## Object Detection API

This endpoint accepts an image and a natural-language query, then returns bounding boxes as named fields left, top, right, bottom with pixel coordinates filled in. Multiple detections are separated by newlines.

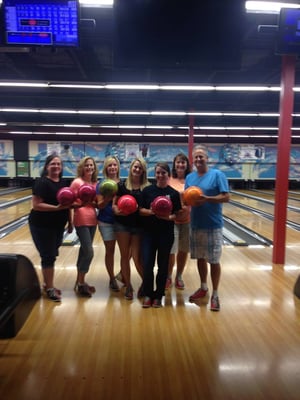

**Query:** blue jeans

left=141, top=230, right=174, bottom=299
left=29, top=223, right=65, bottom=268
left=75, top=226, right=96, bottom=273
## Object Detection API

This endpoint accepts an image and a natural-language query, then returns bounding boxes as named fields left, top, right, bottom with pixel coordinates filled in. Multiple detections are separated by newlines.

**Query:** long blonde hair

left=102, top=156, right=120, bottom=179
left=125, top=157, right=150, bottom=191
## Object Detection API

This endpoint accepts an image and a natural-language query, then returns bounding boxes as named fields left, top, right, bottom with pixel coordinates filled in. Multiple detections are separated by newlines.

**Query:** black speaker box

left=0, top=254, right=41, bottom=338
left=294, top=274, right=300, bottom=299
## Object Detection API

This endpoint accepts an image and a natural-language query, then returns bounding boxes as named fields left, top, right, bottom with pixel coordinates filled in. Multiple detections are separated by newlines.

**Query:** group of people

left=28, top=144, right=230, bottom=311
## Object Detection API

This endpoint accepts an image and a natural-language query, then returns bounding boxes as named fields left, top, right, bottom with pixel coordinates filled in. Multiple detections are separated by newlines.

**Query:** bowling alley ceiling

left=0, top=1, right=300, bottom=143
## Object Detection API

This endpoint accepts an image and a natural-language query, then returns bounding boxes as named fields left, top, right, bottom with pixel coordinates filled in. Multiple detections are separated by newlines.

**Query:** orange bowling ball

left=56, top=187, right=76, bottom=206
left=117, top=194, right=138, bottom=215
left=78, top=184, right=96, bottom=203
left=151, top=196, right=173, bottom=217
left=182, top=186, right=203, bottom=206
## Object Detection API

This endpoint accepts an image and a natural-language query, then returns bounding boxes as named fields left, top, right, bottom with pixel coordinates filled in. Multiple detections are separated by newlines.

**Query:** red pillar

left=188, top=114, right=194, bottom=165
left=272, top=55, right=296, bottom=264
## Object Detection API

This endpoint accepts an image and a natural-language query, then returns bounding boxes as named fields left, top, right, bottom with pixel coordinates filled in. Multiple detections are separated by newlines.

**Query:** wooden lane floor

left=226, top=191, right=300, bottom=245
left=230, top=191, right=300, bottom=223
left=0, top=188, right=32, bottom=203
left=237, top=188, right=300, bottom=209
left=2, top=187, right=300, bottom=246
left=0, top=225, right=300, bottom=400
left=0, top=189, right=32, bottom=227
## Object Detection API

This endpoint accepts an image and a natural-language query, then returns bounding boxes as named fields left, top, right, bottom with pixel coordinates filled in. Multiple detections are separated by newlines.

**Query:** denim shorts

left=114, top=221, right=142, bottom=235
left=98, top=222, right=115, bottom=242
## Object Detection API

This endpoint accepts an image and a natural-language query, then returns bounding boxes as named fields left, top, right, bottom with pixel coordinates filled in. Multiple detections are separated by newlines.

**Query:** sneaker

left=189, top=288, right=209, bottom=302
left=76, top=283, right=94, bottom=297
left=125, top=285, right=134, bottom=300
left=142, top=296, right=152, bottom=308
left=115, top=271, right=125, bottom=285
left=175, top=276, right=185, bottom=290
left=152, top=298, right=162, bottom=308
left=43, top=284, right=61, bottom=295
left=46, top=287, right=61, bottom=302
left=165, top=277, right=172, bottom=290
left=210, top=296, right=220, bottom=311
left=74, top=282, right=96, bottom=294
left=109, top=279, right=120, bottom=292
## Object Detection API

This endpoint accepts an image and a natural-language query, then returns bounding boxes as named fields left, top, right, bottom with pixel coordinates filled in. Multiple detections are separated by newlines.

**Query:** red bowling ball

left=56, top=187, right=76, bottom=206
left=117, top=194, right=138, bottom=215
left=78, top=184, right=96, bottom=203
left=151, top=196, right=173, bottom=217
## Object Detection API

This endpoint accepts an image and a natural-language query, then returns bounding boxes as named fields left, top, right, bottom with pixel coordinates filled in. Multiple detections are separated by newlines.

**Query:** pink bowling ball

left=78, top=184, right=96, bottom=203
left=151, top=196, right=173, bottom=217
left=57, top=187, right=76, bottom=206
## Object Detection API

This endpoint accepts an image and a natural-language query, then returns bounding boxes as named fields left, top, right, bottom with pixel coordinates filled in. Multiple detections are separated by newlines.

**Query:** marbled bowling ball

left=78, top=184, right=96, bottom=203
left=182, top=186, right=203, bottom=206
left=151, top=196, right=173, bottom=217
left=57, top=187, right=76, bottom=206
left=97, top=179, right=118, bottom=197
left=117, top=194, right=138, bottom=215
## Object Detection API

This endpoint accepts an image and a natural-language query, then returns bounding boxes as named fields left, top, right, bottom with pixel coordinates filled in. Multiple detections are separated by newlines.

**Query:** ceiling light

left=50, top=83, right=105, bottom=89
left=63, top=124, right=92, bottom=128
left=9, top=131, right=32, bottom=134
left=143, top=134, right=164, bottom=137
left=259, top=113, right=279, bottom=117
left=223, top=113, right=258, bottom=117
left=160, top=85, right=215, bottom=91
left=77, top=132, right=100, bottom=136
left=0, top=80, right=295, bottom=92
left=2, top=108, right=39, bottom=112
left=0, top=82, right=48, bottom=88
left=145, top=126, right=173, bottom=129
left=150, top=111, right=186, bottom=116
left=99, top=133, right=121, bottom=136
left=215, top=85, right=280, bottom=91
left=245, top=1, right=300, bottom=14
left=118, top=125, right=145, bottom=129
left=78, top=110, right=114, bottom=114
left=105, top=84, right=160, bottom=90
left=189, top=112, right=223, bottom=116
left=79, top=0, right=113, bottom=7
left=120, top=133, right=143, bottom=136
left=115, top=111, right=150, bottom=115
left=39, top=109, right=77, bottom=114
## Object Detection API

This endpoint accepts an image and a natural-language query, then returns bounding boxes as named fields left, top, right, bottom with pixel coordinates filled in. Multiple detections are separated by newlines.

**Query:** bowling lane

left=0, top=188, right=32, bottom=203
left=0, top=189, right=32, bottom=226
left=230, top=190, right=300, bottom=225
left=223, top=202, right=273, bottom=241
left=245, top=189, right=300, bottom=209
left=223, top=202, right=300, bottom=245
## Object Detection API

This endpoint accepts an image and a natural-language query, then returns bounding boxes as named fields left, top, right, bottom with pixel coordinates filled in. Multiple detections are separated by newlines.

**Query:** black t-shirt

left=140, top=184, right=181, bottom=233
left=115, top=181, right=143, bottom=228
left=28, top=177, right=69, bottom=229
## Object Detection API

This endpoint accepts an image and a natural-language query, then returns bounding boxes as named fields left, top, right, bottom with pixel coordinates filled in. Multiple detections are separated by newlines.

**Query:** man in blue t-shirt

left=185, top=145, right=230, bottom=311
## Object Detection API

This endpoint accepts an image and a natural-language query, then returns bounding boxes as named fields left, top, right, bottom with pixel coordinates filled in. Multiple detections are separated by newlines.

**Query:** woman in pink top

left=166, top=153, right=191, bottom=290
left=70, top=157, right=98, bottom=297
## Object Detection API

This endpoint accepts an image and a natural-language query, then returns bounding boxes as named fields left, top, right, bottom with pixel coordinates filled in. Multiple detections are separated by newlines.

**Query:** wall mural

left=0, top=140, right=15, bottom=177
left=0, top=139, right=294, bottom=181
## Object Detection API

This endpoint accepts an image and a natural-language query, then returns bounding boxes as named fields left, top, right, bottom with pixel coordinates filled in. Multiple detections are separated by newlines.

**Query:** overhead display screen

left=2, top=0, right=80, bottom=47
left=276, top=8, right=300, bottom=55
